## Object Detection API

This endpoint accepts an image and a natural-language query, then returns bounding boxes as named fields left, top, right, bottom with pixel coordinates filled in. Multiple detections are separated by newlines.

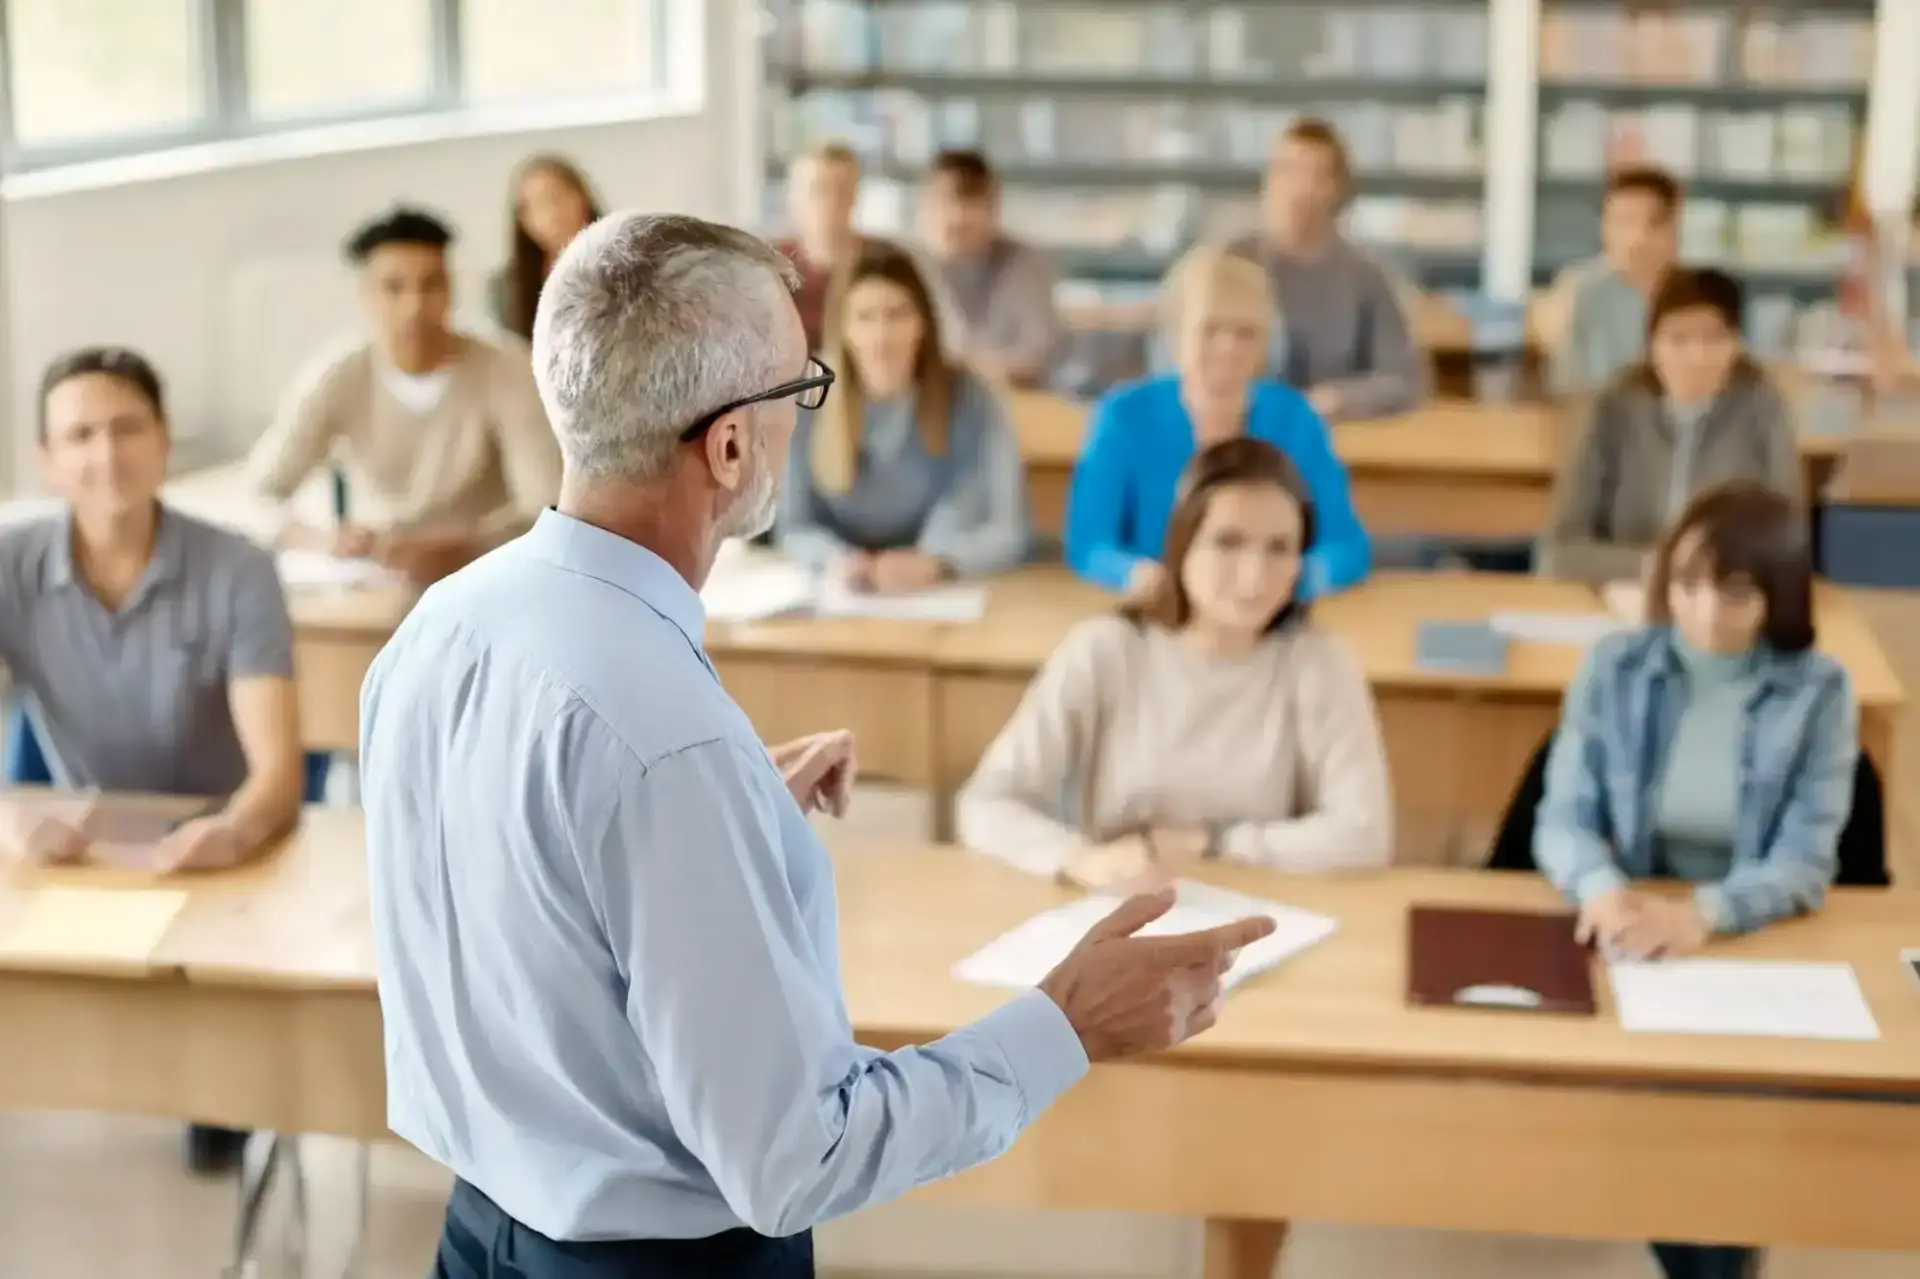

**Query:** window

left=462, top=0, right=658, bottom=102
left=5, top=0, right=206, bottom=146
left=244, top=0, right=436, bottom=119
left=0, top=0, right=677, bottom=171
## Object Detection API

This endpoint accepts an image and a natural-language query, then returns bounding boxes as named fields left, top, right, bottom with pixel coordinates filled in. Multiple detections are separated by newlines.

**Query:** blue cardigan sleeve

left=1062, top=392, right=1144, bottom=592
left=1260, top=390, right=1370, bottom=599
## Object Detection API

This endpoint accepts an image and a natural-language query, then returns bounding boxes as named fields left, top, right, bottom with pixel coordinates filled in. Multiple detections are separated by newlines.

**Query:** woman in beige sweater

left=957, top=436, right=1393, bottom=890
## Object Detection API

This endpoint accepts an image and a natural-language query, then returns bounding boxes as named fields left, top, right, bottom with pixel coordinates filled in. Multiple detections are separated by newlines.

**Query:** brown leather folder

left=1406, top=904, right=1598, bottom=1016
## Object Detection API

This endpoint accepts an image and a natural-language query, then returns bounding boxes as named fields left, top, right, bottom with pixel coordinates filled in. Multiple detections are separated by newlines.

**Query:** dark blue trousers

left=1652, top=1241, right=1761, bottom=1279
left=434, top=1181, right=814, bottom=1279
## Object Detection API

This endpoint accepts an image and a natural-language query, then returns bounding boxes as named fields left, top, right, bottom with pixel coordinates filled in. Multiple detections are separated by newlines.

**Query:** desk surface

left=921, top=568, right=1903, bottom=709
left=5, top=812, right=1917, bottom=1100
left=1011, top=396, right=1849, bottom=474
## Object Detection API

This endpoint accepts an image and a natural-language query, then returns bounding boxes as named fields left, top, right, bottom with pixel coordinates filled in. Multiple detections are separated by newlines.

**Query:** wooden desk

left=1011, top=397, right=1848, bottom=542
left=5, top=821, right=1918, bottom=1259
left=292, top=567, right=1904, bottom=856
left=922, top=570, right=1902, bottom=855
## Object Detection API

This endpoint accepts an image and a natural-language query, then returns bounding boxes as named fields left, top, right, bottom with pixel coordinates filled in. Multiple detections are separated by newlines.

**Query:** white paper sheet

left=955, top=879, right=1337, bottom=992
left=816, top=578, right=989, bottom=623
left=700, top=560, right=816, bottom=623
left=1488, top=610, right=1628, bottom=647
left=276, top=550, right=406, bottom=591
left=1608, top=958, right=1881, bottom=1041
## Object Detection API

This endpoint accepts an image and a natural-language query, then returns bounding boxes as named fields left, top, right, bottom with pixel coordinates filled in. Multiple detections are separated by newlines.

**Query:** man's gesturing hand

left=1037, top=887, right=1276, bottom=1062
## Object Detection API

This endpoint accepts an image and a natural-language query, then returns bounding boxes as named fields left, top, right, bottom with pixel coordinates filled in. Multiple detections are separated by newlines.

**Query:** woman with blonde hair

left=1065, top=242, right=1370, bottom=600
left=778, top=241, right=1030, bottom=591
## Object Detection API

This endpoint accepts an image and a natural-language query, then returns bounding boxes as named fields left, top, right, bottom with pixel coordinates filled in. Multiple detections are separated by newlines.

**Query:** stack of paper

left=816, top=578, right=989, bottom=622
left=1488, top=611, right=1628, bottom=647
left=276, top=550, right=406, bottom=591
left=1608, top=958, right=1880, bottom=1041
left=701, top=560, right=816, bottom=624
left=955, top=879, right=1337, bottom=992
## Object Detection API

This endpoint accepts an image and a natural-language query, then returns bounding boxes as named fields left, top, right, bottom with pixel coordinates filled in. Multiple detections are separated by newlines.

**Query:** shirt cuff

left=1571, top=864, right=1630, bottom=906
left=972, top=988, right=1089, bottom=1126
left=1691, top=883, right=1734, bottom=934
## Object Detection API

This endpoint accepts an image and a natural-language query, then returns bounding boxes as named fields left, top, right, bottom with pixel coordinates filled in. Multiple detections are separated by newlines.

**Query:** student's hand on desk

left=774, top=730, right=857, bottom=818
left=1602, top=579, right=1646, bottom=623
left=1038, top=886, right=1277, bottom=1061
left=152, top=815, right=248, bottom=873
left=1574, top=888, right=1643, bottom=949
left=0, top=802, right=88, bottom=866
left=833, top=552, right=877, bottom=593
left=1146, top=827, right=1211, bottom=865
left=1608, top=896, right=1710, bottom=960
left=1060, top=835, right=1164, bottom=891
left=869, top=550, right=946, bottom=594
left=1305, top=387, right=1344, bottom=420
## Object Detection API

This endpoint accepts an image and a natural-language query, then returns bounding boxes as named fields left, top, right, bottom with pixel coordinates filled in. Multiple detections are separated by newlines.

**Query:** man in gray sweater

left=1230, top=118, right=1424, bottom=423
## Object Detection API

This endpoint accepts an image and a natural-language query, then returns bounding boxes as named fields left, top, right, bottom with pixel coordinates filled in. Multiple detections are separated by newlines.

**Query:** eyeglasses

left=677, top=357, right=836, bottom=443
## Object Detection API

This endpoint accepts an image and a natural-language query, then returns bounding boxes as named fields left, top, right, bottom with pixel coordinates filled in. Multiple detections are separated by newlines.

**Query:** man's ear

left=703, top=410, right=749, bottom=492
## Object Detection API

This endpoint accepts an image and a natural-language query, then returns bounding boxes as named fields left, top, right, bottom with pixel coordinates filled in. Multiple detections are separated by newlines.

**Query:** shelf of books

left=760, top=0, right=1494, bottom=302
left=1536, top=0, right=1873, bottom=358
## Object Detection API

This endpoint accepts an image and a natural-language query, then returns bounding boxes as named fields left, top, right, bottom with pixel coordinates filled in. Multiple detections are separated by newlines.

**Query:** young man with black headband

left=246, top=206, right=561, bottom=584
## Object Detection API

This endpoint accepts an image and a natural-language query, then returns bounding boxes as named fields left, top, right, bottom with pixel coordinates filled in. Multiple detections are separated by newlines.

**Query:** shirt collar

left=520, top=508, right=708, bottom=646
left=46, top=501, right=186, bottom=598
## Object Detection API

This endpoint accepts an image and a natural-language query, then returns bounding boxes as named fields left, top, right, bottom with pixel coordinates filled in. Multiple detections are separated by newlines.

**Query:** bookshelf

left=760, top=0, right=1496, bottom=300
left=1535, top=0, right=1876, bottom=357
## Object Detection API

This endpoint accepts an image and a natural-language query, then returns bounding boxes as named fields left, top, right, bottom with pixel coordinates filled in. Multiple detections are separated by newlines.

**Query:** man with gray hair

left=359, top=212, right=1273, bottom=1279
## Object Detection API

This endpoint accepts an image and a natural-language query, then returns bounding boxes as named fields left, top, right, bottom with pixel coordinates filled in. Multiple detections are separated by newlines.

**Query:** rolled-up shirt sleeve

left=589, top=735, right=1088, bottom=1239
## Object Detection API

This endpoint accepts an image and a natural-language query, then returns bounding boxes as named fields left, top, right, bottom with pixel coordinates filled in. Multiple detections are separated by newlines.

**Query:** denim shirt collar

left=1640, top=626, right=1802, bottom=698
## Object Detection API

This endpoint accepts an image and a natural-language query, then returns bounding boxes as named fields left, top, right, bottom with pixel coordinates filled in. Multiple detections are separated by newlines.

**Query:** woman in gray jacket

left=1539, top=267, right=1799, bottom=585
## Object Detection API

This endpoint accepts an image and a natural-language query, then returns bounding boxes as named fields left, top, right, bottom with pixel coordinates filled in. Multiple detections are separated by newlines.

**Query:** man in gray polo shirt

left=0, top=346, right=306, bottom=1173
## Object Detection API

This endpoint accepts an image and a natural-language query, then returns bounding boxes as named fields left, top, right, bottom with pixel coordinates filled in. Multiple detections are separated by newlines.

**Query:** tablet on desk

left=79, top=797, right=216, bottom=846
left=1414, top=620, right=1510, bottom=675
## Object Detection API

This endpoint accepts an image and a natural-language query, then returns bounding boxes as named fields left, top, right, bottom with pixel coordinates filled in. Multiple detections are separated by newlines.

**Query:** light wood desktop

left=2, top=816, right=1916, bottom=1261
left=1009, top=395, right=1848, bottom=542
left=257, top=566, right=1903, bottom=855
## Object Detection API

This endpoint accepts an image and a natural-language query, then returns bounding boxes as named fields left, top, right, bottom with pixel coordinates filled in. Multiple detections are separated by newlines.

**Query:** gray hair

left=532, top=212, right=800, bottom=482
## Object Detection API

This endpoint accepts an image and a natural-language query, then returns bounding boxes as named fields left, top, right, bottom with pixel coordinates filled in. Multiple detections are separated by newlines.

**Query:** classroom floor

left=4, top=588, right=1917, bottom=1279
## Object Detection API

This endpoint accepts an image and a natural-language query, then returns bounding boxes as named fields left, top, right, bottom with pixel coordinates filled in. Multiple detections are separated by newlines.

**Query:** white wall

left=0, top=1, right=753, bottom=493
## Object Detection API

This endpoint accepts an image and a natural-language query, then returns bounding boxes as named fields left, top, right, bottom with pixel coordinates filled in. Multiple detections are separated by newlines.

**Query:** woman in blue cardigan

left=1536, top=480, right=1856, bottom=1279
left=1063, top=243, right=1370, bottom=599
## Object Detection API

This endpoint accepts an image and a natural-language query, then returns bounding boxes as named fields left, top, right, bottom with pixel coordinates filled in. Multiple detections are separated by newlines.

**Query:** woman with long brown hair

left=488, top=154, right=603, bottom=341
left=777, top=241, right=1029, bottom=592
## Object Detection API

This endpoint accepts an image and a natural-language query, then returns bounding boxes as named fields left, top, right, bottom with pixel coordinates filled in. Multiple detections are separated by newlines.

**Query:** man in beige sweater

left=246, top=207, right=561, bottom=584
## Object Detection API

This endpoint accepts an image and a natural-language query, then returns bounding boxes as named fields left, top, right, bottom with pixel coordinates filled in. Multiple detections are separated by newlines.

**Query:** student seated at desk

left=487, top=153, right=602, bottom=342
left=1226, top=117, right=1423, bottom=421
left=1549, top=164, right=1681, bottom=396
left=1536, top=482, right=1851, bottom=1279
left=773, top=140, right=962, bottom=356
left=918, top=149, right=1065, bottom=388
left=246, top=207, right=562, bottom=586
left=1539, top=268, right=1797, bottom=586
left=778, top=242, right=1029, bottom=588
left=960, top=437, right=1391, bottom=889
left=0, top=347, right=305, bottom=1175
left=1064, top=243, right=1369, bottom=600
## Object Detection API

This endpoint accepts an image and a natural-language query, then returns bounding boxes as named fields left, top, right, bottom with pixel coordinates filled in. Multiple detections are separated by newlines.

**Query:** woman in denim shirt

left=1535, top=479, right=1856, bottom=1279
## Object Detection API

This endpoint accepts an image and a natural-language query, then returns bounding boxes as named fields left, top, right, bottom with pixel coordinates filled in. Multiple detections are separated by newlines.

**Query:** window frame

left=0, top=0, right=672, bottom=173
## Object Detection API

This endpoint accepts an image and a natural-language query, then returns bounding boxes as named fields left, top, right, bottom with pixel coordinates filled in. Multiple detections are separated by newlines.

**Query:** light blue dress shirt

left=360, top=510, right=1089, bottom=1243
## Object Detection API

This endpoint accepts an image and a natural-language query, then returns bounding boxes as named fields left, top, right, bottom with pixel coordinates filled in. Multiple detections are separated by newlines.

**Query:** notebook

left=1414, top=620, right=1510, bottom=674
left=1406, top=904, right=1598, bottom=1015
